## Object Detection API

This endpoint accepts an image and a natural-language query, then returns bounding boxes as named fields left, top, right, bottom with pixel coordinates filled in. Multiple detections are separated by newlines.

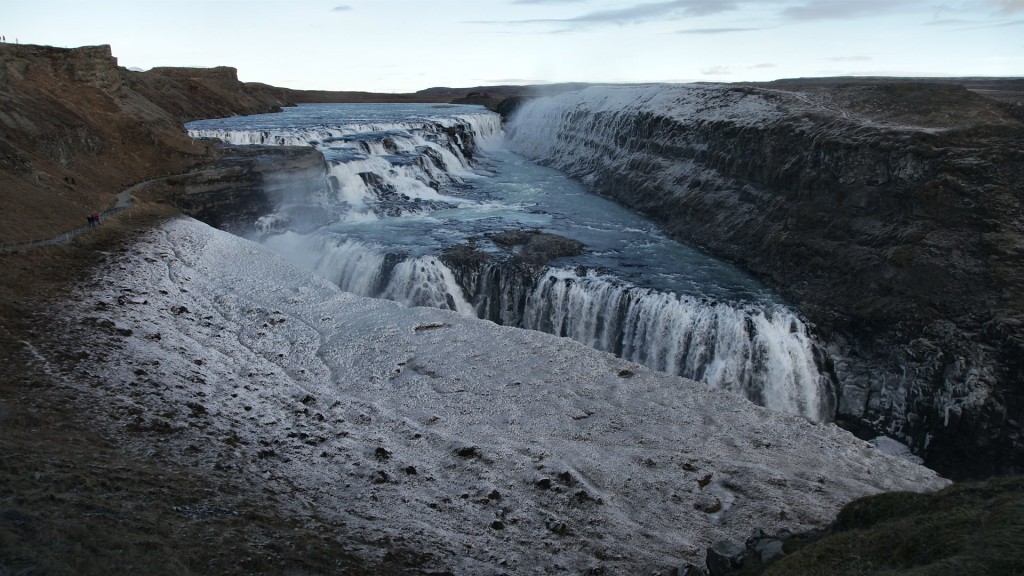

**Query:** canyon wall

left=506, top=82, right=1024, bottom=479
left=0, top=43, right=294, bottom=244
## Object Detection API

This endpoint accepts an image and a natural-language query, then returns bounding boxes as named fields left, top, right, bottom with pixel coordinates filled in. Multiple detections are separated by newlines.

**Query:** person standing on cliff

left=93, top=212, right=101, bottom=226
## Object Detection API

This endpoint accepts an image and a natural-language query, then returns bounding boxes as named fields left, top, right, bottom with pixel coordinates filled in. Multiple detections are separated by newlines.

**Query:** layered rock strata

left=154, top=145, right=331, bottom=235
left=0, top=43, right=292, bottom=243
left=506, top=82, right=1024, bottom=479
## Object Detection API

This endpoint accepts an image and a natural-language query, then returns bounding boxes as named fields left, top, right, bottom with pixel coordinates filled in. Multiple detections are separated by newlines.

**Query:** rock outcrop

left=146, top=145, right=331, bottom=236
left=506, top=81, right=1024, bottom=479
left=0, top=43, right=293, bottom=244
left=440, top=230, right=586, bottom=325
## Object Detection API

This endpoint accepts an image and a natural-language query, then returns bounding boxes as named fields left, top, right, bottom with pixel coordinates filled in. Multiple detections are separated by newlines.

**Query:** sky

left=3, top=0, right=1023, bottom=92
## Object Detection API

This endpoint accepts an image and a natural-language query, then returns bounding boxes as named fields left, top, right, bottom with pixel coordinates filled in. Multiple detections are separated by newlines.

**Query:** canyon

left=505, top=82, right=1024, bottom=480
left=1, top=43, right=1022, bottom=574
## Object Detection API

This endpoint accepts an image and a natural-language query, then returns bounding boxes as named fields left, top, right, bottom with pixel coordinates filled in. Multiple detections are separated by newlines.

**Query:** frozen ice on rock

left=59, top=217, right=948, bottom=574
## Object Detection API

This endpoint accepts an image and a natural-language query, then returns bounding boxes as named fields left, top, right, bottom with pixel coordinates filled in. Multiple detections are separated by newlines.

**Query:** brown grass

left=757, top=477, right=1024, bottom=576
left=0, top=203, right=426, bottom=575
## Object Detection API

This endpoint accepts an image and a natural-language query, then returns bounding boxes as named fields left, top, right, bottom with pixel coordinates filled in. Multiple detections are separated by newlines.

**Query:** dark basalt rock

left=495, top=96, right=528, bottom=121
left=163, top=144, right=331, bottom=236
left=705, top=540, right=745, bottom=576
left=486, top=229, right=585, bottom=266
left=439, top=229, right=586, bottom=327
left=514, top=80, right=1024, bottom=479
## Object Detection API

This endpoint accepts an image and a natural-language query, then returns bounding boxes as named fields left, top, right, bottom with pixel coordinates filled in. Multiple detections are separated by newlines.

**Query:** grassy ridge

left=745, top=476, right=1024, bottom=575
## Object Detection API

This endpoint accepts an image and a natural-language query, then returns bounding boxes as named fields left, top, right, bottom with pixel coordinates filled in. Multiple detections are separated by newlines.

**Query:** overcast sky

left=4, top=0, right=1022, bottom=92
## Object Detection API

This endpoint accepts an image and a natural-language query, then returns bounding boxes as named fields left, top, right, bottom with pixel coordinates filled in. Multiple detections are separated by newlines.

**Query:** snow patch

left=58, top=218, right=949, bottom=574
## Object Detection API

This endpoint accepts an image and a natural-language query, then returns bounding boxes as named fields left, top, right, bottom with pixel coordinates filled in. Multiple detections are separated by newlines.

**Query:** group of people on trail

left=87, top=212, right=101, bottom=228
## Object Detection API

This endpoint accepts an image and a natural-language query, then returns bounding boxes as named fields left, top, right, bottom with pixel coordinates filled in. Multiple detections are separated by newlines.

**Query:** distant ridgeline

left=505, top=82, right=1024, bottom=480
left=147, top=66, right=243, bottom=80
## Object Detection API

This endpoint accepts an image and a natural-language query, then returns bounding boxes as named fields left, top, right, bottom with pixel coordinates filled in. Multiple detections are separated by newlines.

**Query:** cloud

left=826, top=55, right=873, bottom=61
left=675, top=26, right=764, bottom=34
left=493, top=0, right=740, bottom=28
left=701, top=65, right=731, bottom=75
left=330, top=5, right=352, bottom=12
left=935, top=17, right=1024, bottom=29
left=750, top=63, right=777, bottom=68
left=925, top=18, right=977, bottom=25
left=970, top=17, right=1024, bottom=27
left=485, top=0, right=965, bottom=31
left=567, top=0, right=738, bottom=24
left=988, top=0, right=1024, bottom=14
left=781, top=0, right=906, bottom=21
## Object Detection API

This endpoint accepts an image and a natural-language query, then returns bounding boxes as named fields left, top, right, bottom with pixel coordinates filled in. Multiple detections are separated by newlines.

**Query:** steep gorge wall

left=0, top=43, right=294, bottom=243
left=506, top=83, right=1024, bottom=479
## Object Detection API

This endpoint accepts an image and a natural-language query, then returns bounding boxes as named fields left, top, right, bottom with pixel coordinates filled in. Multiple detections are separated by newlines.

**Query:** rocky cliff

left=0, top=43, right=293, bottom=244
left=144, top=145, right=330, bottom=236
left=506, top=81, right=1024, bottom=479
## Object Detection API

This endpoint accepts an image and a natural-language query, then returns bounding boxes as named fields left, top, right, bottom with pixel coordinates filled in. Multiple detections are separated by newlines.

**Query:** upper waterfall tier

left=188, top=104, right=503, bottom=223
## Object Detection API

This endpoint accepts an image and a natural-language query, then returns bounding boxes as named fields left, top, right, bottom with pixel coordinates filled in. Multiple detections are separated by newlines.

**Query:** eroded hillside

left=0, top=44, right=292, bottom=244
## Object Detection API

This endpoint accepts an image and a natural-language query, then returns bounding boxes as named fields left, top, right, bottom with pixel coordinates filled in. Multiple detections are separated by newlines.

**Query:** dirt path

left=1, top=181, right=143, bottom=253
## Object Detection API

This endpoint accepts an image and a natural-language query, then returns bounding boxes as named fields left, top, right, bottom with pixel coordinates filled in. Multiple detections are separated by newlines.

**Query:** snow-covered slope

left=59, top=218, right=947, bottom=574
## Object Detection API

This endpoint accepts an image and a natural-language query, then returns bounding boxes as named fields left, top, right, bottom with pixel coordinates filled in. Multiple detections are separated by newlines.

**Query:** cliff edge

left=0, top=43, right=293, bottom=244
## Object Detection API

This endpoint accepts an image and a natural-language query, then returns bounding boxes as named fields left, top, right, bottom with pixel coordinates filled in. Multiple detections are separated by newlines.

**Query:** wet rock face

left=164, top=145, right=331, bottom=236
left=507, top=82, right=1024, bottom=479
left=440, top=230, right=585, bottom=326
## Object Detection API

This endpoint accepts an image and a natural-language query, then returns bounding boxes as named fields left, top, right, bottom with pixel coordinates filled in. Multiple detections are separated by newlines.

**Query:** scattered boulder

left=705, top=540, right=745, bottom=576
left=702, top=529, right=795, bottom=575
left=455, top=445, right=482, bottom=459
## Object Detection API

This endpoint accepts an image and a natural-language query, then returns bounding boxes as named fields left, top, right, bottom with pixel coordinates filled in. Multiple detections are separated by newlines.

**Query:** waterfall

left=189, top=103, right=834, bottom=422
left=502, top=84, right=786, bottom=191
left=382, top=258, right=475, bottom=314
left=263, top=232, right=473, bottom=314
left=189, top=108, right=503, bottom=221
left=466, top=265, right=831, bottom=421
left=265, top=232, right=831, bottom=421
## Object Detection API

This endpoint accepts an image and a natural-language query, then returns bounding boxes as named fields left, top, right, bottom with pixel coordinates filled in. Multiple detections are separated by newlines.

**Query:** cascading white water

left=263, top=232, right=473, bottom=315
left=382, top=257, right=475, bottom=314
left=187, top=103, right=834, bottom=422
left=189, top=107, right=503, bottom=221
left=263, top=232, right=386, bottom=296
left=502, top=84, right=786, bottom=197
left=260, top=230, right=831, bottom=420
left=520, top=268, right=828, bottom=421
